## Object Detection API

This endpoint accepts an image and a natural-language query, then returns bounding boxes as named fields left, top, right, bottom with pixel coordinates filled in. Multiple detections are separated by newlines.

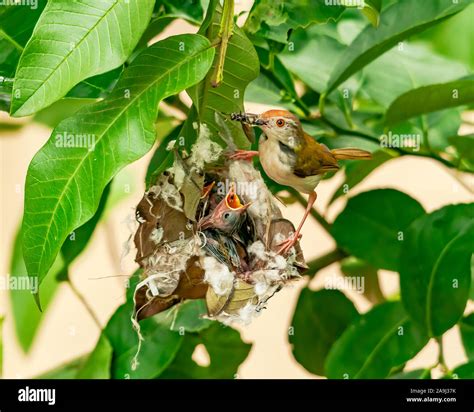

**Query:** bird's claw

left=226, top=149, right=258, bottom=162
left=276, top=233, right=301, bottom=255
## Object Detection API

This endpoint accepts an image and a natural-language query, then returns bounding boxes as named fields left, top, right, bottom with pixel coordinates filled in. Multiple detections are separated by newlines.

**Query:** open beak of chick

left=198, top=185, right=251, bottom=233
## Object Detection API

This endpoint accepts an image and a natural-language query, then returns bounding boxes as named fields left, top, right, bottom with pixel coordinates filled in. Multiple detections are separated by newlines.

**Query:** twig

left=436, top=336, right=449, bottom=374
left=210, top=0, right=234, bottom=88
left=306, top=248, right=348, bottom=279
left=68, top=279, right=102, bottom=330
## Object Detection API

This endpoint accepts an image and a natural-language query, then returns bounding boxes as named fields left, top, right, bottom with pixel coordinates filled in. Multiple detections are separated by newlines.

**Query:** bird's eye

left=276, top=118, right=285, bottom=127
left=223, top=212, right=231, bottom=220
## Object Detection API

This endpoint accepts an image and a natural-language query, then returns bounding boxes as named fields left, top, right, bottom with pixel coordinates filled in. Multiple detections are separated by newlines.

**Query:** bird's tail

left=331, top=148, right=372, bottom=160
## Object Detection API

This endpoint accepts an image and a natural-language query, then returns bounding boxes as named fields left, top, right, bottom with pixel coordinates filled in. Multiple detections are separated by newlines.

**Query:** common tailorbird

left=230, top=109, right=372, bottom=254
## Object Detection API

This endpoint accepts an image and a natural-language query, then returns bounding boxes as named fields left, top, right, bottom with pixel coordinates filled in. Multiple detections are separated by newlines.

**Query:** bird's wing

left=292, top=132, right=339, bottom=178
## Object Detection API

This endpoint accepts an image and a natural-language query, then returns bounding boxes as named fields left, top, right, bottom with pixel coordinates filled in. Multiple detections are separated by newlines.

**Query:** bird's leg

left=227, top=149, right=259, bottom=161
left=277, top=191, right=317, bottom=255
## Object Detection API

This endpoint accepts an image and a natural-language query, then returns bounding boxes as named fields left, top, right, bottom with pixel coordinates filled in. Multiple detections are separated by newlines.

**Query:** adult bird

left=230, top=109, right=372, bottom=254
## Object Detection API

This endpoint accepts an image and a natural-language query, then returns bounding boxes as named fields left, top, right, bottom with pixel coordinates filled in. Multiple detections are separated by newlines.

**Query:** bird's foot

left=276, top=233, right=302, bottom=255
left=226, top=149, right=259, bottom=162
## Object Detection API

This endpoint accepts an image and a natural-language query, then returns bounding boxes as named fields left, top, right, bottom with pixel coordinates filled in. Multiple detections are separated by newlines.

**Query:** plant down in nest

left=133, top=122, right=307, bottom=326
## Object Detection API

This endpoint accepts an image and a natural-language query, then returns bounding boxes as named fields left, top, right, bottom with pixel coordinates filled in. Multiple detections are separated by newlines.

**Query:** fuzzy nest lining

left=133, top=124, right=307, bottom=326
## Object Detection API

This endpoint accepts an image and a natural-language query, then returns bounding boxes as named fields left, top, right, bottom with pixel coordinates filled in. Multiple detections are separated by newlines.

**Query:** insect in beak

left=230, top=112, right=267, bottom=127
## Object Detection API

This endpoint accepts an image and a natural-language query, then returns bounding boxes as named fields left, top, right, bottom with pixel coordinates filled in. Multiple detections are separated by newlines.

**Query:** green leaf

left=9, top=229, right=63, bottom=353
left=11, top=0, right=156, bottom=116
left=245, top=73, right=298, bottom=112
left=161, top=0, right=204, bottom=24
left=185, top=5, right=259, bottom=149
left=57, top=182, right=111, bottom=281
left=449, top=135, right=474, bottom=163
left=389, top=368, right=431, bottom=379
left=386, top=77, right=474, bottom=125
left=245, top=0, right=345, bottom=43
left=359, top=0, right=382, bottom=28
left=160, top=323, right=252, bottom=378
left=105, top=300, right=183, bottom=379
left=460, top=313, right=474, bottom=360
left=325, top=301, right=429, bottom=379
left=0, top=0, right=47, bottom=111
left=75, top=334, right=113, bottom=379
left=451, top=361, right=474, bottom=379
left=329, top=150, right=395, bottom=204
left=22, top=34, right=215, bottom=288
left=37, top=357, right=86, bottom=379
left=279, top=26, right=345, bottom=93
left=400, top=203, right=474, bottom=337
left=290, top=288, right=359, bottom=376
left=363, top=44, right=468, bottom=110
left=33, top=98, right=98, bottom=129
left=332, top=189, right=425, bottom=271
left=324, top=0, right=471, bottom=95
left=66, top=66, right=124, bottom=99
left=170, top=300, right=213, bottom=333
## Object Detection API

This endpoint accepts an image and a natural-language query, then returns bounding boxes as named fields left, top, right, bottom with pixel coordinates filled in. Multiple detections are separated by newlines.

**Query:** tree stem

left=306, top=248, right=348, bottom=278
left=210, top=0, right=234, bottom=88
left=68, top=279, right=102, bottom=330
left=436, top=336, right=448, bottom=373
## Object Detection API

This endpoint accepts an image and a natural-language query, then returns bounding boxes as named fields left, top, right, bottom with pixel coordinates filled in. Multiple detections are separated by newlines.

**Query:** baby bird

left=230, top=109, right=372, bottom=254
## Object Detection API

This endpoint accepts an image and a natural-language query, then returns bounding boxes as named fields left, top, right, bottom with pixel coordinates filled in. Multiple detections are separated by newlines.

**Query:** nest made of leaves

left=132, top=124, right=307, bottom=325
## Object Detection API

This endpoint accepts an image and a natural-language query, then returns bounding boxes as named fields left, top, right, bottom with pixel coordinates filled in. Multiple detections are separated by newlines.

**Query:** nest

left=133, top=124, right=307, bottom=325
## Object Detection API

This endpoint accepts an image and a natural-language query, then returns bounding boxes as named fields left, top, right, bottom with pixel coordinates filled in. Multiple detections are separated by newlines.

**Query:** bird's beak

left=197, top=214, right=214, bottom=231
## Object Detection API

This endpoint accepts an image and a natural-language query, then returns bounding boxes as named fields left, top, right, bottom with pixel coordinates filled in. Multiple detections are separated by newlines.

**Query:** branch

left=306, top=248, right=348, bottom=278
left=68, top=279, right=102, bottom=330
left=210, top=0, right=234, bottom=88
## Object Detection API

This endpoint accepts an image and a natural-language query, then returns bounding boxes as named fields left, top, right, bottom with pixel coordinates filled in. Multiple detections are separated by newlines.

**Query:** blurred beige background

left=1, top=9, right=473, bottom=379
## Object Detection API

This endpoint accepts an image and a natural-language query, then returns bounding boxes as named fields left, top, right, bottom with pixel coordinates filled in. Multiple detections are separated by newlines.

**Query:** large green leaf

left=105, top=301, right=183, bottom=379
left=460, top=313, right=474, bottom=360
left=9, top=229, right=63, bottom=352
left=279, top=26, right=346, bottom=93
left=386, top=77, right=474, bottom=125
left=0, top=0, right=47, bottom=111
left=160, top=323, right=252, bottom=378
left=245, top=0, right=345, bottom=43
left=332, top=189, right=425, bottom=271
left=75, top=334, right=113, bottom=379
left=363, top=44, right=468, bottom=110
left=290, top=288, right=359, bottom=376
left=186, top=5, right=259, bottom=148
left=400, top=203, right=474, bottom=337
left=451, top=361, right=474, bottom=379
left=325, top=301, right=429, bottom=379
left=324, top=0, right=471, bottom=95
left=22, top=34, right=214, bottom=288
left=11, top=0, right=155, bottom=116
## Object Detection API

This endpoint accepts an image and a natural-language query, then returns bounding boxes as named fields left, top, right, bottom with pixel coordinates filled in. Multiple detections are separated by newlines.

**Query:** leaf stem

left=306, top=248, right=348, bottom=278
left=436, top=336, right=449, bottom=374
left=0, top=28, right=23, bottom=52
left=210, top=0, right=234, bottom=88
left=67, top=278, right=102, bottom=330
